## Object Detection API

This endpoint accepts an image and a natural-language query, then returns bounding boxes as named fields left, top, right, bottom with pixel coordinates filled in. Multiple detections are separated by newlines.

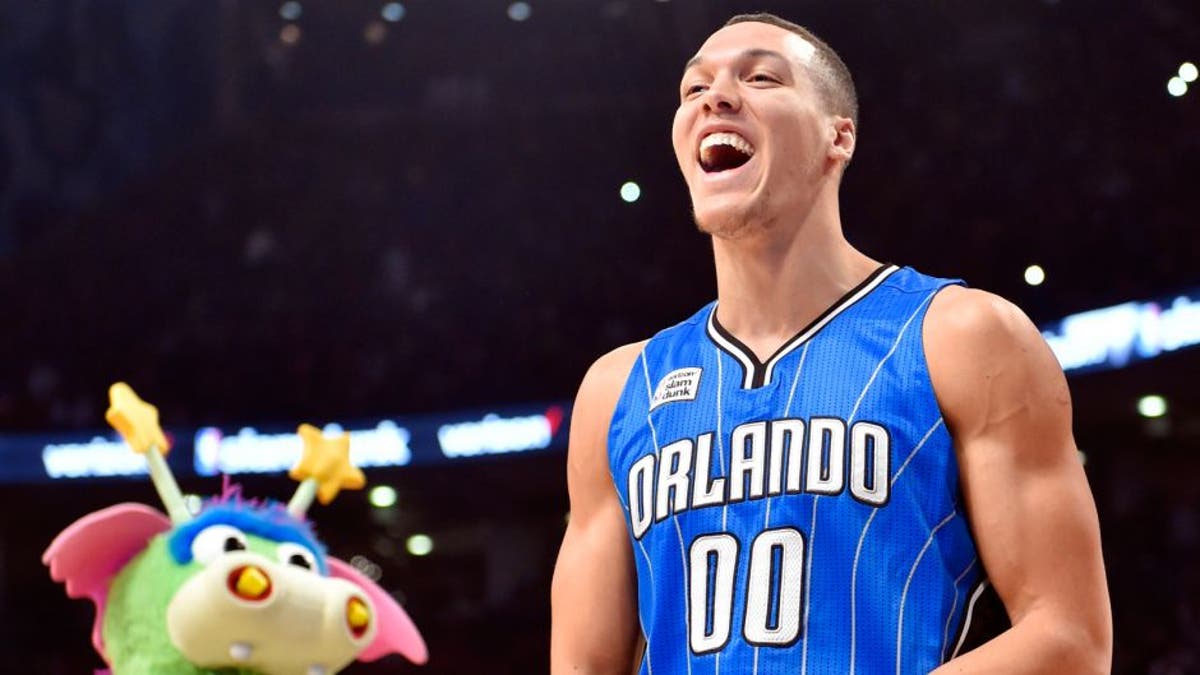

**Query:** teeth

left=229, top=642, right=253, bottom=662
left=700, top=132, right=754, bottom=157
left=308, top=666, right=328, bottom=675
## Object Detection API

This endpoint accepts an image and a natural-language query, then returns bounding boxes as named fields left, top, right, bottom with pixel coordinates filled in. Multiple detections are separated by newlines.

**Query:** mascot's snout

left=168, top=551, right=377, bottom=675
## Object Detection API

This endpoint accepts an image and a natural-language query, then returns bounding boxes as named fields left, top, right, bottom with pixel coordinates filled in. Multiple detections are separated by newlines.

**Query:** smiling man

left=551, top=13, right=1111, bottom=675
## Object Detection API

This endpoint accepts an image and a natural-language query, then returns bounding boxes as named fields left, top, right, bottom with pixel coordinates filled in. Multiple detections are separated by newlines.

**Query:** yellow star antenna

left=105, top=382, right=192, bottom=524
left=287, top=423, right=365, bottom=516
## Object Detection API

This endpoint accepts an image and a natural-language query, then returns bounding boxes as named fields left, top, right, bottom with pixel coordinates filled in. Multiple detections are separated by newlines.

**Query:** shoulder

left=578, top=341, right=648, bottom=403
left=923, top=286, right=1070, bottom=437
left=565, top=342, right=649, bottom=502
left=924, top=285, right=1040, bottom=355
left=570, top=341, right=648, bottom=442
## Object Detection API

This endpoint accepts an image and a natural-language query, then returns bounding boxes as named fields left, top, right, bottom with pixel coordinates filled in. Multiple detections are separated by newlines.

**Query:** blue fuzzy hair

left=167, top=482, right=329, bottom=574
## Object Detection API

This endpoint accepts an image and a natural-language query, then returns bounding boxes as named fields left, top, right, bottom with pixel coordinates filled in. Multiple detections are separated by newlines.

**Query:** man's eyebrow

left=682, top=48, right=790, bottom=76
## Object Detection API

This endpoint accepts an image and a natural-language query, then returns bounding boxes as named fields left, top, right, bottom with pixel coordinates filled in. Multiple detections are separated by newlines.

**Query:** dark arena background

left=1, top=0, right=1198, bottom=672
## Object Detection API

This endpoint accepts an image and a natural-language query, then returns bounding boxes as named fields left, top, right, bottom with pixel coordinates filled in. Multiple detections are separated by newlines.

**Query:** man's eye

left=749, top=73, right=779, bottom=83
left=685, top=84, right=708, bottom=96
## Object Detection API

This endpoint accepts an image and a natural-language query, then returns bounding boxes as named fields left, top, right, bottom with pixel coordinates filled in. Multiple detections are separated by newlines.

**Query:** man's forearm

left=930, top=610, right=1110, bottom=675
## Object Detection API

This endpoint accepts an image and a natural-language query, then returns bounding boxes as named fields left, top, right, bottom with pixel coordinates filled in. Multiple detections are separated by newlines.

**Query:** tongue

left=701, top=144, right=752, bottom=173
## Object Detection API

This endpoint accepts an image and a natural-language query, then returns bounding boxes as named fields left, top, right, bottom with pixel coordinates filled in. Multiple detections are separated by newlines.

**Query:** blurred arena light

left=507, top=2, right=532, bottom=22
left=1179, top=62, right=1198, bottom=83
left=279, top=1, right=302, bottom=21
left=372, top=536, right=398, bottom=557
left=364, top=21, right=387, bottom=45
left=1137, top=395, right=1168, bottom=419
left=369, top=485, right=398, bottom=509
left=1167, top=76, right=1187, bottom=97
left=1041, top=288, right=1200, bottom=375
left=381, top=2, right=405, bottom=22
left=280, top=24, right=301, bottom=46
left=406, top=534, right=434, bottom=556
left=350, top=555, right=384, bottom=582
left=1024, top=264, right=1045, bottom=286
left=620, top=181, right=641, bottom=203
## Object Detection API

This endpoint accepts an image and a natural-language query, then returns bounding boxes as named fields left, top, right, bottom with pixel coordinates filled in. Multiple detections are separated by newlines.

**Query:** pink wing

left=43, top=503, right=171, bottom=662
left=328, top=556, right=429, bottom=665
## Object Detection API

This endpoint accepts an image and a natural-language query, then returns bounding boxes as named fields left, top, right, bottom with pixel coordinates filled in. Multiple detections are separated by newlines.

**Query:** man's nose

left=703, top=74, right=740, bottom=113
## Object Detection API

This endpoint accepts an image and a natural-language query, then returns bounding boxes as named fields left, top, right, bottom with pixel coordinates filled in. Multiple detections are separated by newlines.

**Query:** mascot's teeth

left=229, top=642, right=253, bottom=662
left=308, top=666, right=328, bottom=675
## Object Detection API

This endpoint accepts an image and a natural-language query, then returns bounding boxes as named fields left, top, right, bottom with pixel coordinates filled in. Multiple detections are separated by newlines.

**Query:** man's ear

left=828, top=116, right=855, bottom=165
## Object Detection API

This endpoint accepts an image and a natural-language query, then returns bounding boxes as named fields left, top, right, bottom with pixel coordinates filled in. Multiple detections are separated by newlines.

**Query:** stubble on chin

left=691, top=196, right=772, bottom=241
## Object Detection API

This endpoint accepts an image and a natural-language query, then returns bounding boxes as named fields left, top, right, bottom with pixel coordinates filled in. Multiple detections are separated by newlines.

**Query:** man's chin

left=692, top=199, right=767, bottom=240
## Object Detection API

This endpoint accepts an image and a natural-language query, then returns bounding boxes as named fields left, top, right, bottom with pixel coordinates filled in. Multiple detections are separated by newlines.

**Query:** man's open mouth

left=699, top=132, right=755, bottom=173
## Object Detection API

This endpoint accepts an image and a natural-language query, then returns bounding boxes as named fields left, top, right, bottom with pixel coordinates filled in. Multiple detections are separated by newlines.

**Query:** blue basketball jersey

left=608, top=265, right=984, bottom=675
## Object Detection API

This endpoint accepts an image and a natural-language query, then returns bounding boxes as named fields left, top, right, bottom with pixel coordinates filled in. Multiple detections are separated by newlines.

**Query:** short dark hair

left=723, top=13, right=858, bottom=128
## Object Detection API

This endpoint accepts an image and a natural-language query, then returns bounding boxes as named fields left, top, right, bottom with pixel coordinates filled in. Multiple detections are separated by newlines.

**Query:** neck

left=710, top=190, right=879, bottom=360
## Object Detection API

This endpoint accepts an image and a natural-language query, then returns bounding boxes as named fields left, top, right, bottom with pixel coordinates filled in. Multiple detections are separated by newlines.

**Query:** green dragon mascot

left=45, top=383, right=428, bottom=674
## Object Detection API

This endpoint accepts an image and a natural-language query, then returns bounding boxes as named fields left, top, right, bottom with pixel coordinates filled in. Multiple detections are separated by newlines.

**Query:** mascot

left=44, top=383, right=428, bottom=674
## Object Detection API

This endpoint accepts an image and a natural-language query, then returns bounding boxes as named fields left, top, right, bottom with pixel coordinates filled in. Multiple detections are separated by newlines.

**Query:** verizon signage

left=437, top=407, right=564, bottom=459
left=42, top=437, right=150, bottom=479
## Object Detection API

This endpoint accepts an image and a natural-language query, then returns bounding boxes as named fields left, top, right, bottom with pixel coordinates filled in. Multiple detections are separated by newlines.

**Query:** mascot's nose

left=346, top=596, right=371, bottom=638
left=228, top=565, right=273, bottom=602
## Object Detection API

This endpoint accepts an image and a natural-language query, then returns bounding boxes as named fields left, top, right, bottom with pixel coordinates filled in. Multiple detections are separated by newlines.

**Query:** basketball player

left=550, top=13, right=1111, bottom=675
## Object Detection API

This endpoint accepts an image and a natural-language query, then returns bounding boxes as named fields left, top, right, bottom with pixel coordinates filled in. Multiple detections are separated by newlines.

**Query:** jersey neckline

left=706, top=263, right=900, bottom=389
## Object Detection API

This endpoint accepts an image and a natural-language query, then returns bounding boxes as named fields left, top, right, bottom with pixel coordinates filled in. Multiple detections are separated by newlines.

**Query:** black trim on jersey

left=850, top=422, right=892, bottom=508
left=946, top=578, right=1010, bottom=661
left=769, top=418, right=806, bottom=496
left=653, top=437, right=692, bottom=524
left=863, top=433, right=876, bottom=491
left=806, top=417, right=846, bottom=497
left=689, top=532, right=741, bottom=656
left=706, top=263, right=899, bottom=389
left=704, top=549, right=720, bottom=638
left=742, top=526, right=806, bottom=649
left=766, top=544, right=783, bottom=630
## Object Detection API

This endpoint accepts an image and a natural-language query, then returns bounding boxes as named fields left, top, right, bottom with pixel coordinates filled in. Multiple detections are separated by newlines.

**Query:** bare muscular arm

left=926, top=286, right=1111, bottom=674
left=550, top=342, right=647, bottom=674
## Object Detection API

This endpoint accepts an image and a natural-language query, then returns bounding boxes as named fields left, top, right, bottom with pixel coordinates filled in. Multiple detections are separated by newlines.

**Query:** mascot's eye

left=191, top=524, right=249, bottom=565
left=276, top=542, right=318, bottom=573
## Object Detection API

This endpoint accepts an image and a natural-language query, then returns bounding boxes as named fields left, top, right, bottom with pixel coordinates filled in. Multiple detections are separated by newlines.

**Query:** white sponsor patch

left=651, top=367, right=702, bottom=410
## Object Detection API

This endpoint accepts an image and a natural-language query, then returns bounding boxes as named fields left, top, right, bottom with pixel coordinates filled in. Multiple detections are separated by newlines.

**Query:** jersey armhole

left=917, top=280, right=967, bottom=434
left=604, top=342, right=652, bottom=487
left=920, top=281, right=1014, bottom=654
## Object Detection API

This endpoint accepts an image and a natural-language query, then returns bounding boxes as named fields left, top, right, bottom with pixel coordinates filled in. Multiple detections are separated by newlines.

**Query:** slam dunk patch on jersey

left=649, top=367, right=702, bottom=410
